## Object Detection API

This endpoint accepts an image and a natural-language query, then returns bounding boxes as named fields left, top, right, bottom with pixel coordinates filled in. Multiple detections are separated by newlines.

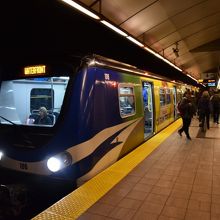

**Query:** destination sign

left=24, top=65, right=46, bottom=75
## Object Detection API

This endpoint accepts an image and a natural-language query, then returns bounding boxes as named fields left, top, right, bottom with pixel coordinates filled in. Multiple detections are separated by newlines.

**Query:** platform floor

left=33, top=118, right=220, bottom=220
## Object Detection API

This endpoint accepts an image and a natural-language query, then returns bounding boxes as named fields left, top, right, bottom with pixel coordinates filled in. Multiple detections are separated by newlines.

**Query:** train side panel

left=76, top=67, right=145, bottom=184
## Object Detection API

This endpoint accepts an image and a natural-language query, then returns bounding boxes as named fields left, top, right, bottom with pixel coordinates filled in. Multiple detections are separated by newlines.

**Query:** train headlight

left=0, top=151, right=3, bottom=160
left=47, top=152, right=72, bottom=172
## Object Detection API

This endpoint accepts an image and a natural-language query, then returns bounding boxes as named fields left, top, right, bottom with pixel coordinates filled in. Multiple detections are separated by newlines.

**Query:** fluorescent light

left=217, top=79, right=220, bottom=89
left=101, top=20, right=128, bottom=37
left=187, top=74, right=197, bottom=82
left=126, top=36, right=144, bottom=47
left=164, top=59, right=182, bottom=72
left=144, top=46, right=182, bottom=72
left=61, top=0, right=100, bottom=20
left=144, top=47, right=162, bottom=59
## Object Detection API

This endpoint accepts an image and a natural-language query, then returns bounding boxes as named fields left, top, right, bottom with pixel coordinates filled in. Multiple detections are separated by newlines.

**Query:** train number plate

left=19, top=163, right=28, bottom=170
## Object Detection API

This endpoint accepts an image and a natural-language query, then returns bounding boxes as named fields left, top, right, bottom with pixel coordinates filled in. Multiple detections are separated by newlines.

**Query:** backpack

left=177, top=101, right=184, bottom=115
left=177, top=98, right=188, bottom=116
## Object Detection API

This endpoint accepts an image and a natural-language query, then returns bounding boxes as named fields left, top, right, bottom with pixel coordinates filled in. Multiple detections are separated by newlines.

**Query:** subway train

left=0, top=54, right=196, bottom=188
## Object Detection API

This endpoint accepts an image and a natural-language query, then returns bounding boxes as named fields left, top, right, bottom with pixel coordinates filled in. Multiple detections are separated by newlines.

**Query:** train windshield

left=0, top=77, right=69, bottom=127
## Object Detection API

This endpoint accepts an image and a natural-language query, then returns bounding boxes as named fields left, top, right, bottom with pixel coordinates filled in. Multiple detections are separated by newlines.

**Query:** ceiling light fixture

left=61, top=0, right=100, bottom=20
left=101, top=20, right=128, bottom=37
left=144, top=47, right=182, bottom=72
left=187, top=74, right=197, bottom=82
left=126, top=36, right=144, bottom=47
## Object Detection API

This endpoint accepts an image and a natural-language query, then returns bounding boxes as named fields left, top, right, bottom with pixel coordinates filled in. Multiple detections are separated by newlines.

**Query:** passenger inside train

left=33, top=107, right=53, bottom=125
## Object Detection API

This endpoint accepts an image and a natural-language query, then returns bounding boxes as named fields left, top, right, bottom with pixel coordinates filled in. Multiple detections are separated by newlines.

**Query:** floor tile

left=161, top=206, right=186, bottom=219
left=117, top=198, right=142, bottom=210
left=166, top=196, right=188, bottom=209
left=185, top=210, right=210, bottom=220
left=108, top=206, right=136, bottom=219
left=139, top=202, right=164, bottom=215
left=145, top=193, right=169, bottom=206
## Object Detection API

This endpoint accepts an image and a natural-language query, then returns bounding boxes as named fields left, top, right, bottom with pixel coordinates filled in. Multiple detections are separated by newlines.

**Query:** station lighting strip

left=217, top=78, right=220, bottom=89
left=61, top=0, right=198, bottom=83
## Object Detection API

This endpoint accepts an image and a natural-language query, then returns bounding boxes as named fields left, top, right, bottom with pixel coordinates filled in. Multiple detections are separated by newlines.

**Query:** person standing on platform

left=210, top=90, right=220, bottom=124
left=197, top=90, right=211, bottom=131
left=177, top=91, right=194, bottom=140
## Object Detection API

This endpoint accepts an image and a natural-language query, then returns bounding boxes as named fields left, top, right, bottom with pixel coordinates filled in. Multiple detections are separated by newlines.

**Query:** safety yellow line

left=32, top=119, right=182, bottom=220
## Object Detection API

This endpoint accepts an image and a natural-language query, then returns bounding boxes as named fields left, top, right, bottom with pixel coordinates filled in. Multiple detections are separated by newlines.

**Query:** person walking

left=178, top=91, right=194, bottom=140
left=197, top=90, right=211, bottom=131
left=210, top=90, right=220, bottom=124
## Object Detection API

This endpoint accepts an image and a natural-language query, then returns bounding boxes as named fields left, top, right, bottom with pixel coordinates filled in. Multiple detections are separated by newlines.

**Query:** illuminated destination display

left=208, top=82, right=216, bottom=87
left=24, top=65, right=46, bottom=75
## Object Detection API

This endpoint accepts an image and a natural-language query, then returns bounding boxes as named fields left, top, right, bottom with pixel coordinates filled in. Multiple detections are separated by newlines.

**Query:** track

left=0, top=169, right=76, bottom=220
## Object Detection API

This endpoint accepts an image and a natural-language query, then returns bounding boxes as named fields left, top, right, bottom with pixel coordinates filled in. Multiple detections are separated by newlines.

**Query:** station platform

left=32, top=118, right=220, bottom=220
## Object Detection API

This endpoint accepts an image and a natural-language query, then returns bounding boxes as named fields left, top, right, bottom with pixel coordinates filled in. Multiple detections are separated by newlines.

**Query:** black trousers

left=179, top=117, right=191, bottom=137
left=213, top=108, right=219, bottom=123
left=200, top=112, right=210, bottom=129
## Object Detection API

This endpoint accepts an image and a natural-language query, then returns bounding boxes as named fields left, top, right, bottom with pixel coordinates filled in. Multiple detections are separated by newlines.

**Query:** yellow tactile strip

left=32, top=119, right=182, bottom=220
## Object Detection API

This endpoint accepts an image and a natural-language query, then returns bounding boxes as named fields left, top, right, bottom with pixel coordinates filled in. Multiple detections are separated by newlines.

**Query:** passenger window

left=30, top=88, right=54, bottom=112
left=159, top=88, right=165, bottom=106
left=165, top=89, right=171, bottom=104
left=119, top=85, right=135, bottom=118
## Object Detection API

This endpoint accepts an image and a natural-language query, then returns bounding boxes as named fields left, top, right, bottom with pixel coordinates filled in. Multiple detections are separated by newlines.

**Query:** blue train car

left=0, top=54, right=188, bottom=188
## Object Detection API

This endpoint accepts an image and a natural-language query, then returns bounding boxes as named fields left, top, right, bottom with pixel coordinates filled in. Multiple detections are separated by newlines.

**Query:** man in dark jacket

left=211, top=91, right=220, bottom=124
left=198, top=91, right=211, bottom=131
left=178, top=92, right=194, bottom=140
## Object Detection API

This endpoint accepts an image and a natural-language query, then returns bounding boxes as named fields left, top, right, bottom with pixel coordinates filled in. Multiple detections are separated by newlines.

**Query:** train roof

left=83, top=54, right=184, bottom=85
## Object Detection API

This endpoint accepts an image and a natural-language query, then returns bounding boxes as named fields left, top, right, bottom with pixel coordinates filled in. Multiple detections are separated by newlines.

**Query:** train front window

left=0, top=77, right=69, bottom=126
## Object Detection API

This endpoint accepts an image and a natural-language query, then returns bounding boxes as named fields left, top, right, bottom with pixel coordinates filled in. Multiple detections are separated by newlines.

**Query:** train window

left=165, top=89, right=171, bottom=104
left=159, top=88, right=166, bottom=106
left=118, top=85, right=135, bottom=117
left=31, top=89, right=54, bottom=112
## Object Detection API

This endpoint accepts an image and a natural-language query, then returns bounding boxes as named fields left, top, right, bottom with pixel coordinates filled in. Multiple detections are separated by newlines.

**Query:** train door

left=173, top=86, right=178, bottom=119
left=142, top=81, right=154, bottom=139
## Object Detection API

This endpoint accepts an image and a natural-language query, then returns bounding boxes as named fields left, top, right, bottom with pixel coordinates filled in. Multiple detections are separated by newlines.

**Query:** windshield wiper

left=0, top=115, right=16, bottom=125
left=0, top=115, right=34, bottom=146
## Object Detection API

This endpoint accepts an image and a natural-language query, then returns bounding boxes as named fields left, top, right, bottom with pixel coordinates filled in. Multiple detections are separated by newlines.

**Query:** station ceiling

left=1, top=0, right=219, bottom=86
left=77, top=0, right=220, bottom=80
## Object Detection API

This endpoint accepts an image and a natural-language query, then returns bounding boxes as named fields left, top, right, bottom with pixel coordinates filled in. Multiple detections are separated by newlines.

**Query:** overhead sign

left=208, top=82, right=216, bottom=87
left=24, top=65, right=46, bottom=75
left=201, top=72, right=215, bottom=79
